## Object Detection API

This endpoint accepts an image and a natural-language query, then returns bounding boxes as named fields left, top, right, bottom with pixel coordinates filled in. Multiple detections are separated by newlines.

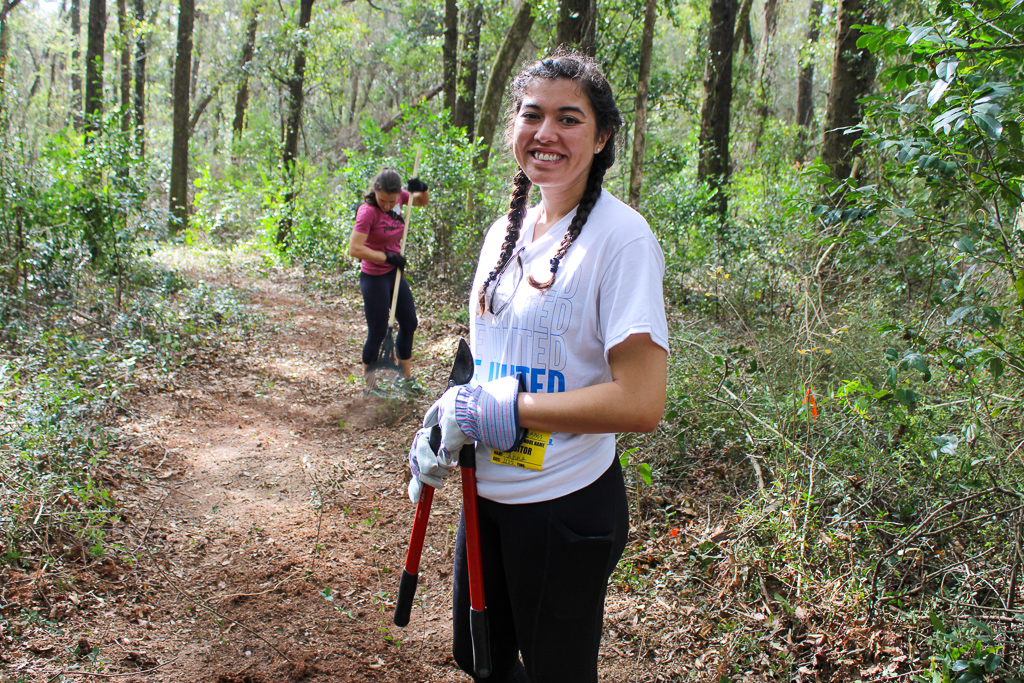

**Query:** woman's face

left=512, top=78, right=610, bottom=199
left=375, top=190, right=400, bottom=213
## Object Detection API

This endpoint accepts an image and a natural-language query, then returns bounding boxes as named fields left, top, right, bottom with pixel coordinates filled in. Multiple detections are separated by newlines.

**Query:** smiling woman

left=404, top=49, right=669, bottom=683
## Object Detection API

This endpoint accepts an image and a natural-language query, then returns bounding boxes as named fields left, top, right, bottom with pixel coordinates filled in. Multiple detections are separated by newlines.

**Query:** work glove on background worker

left=384, top=251, right=407, bottom=270
left=407, top=375, right=527, bottom=503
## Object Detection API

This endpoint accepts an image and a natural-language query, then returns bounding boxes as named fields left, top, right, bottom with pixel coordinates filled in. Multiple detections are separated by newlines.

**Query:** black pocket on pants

left=539, top=517, right=618, bottom=618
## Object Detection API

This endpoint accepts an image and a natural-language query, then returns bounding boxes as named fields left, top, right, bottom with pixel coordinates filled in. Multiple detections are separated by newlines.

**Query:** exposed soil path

left=122, top=267, right=477, bottom=682
left=13, top=264, right=689, bottom=682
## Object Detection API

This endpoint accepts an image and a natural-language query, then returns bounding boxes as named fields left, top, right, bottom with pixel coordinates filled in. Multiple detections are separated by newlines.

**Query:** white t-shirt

left=469, top=189, right=669, bottom=504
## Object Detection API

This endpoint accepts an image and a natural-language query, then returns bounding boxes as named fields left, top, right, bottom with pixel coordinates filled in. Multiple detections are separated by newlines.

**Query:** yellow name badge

left=490, top=430, right=551, bottom=471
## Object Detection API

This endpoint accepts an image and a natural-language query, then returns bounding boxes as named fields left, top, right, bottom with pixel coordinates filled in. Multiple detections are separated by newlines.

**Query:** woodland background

left=1, top=0, right=1023, bottom=679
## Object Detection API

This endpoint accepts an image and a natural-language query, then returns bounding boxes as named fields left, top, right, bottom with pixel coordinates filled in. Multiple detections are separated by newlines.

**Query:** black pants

left=452, top=458, right=629, bottom=683
left=359, top=270, right=417, bottom=366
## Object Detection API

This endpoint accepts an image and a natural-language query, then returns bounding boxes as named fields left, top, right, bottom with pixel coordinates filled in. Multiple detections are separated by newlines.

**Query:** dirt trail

left=7, top=266, right=686, bottom=682
left=126, top=270, right=471, bottom=682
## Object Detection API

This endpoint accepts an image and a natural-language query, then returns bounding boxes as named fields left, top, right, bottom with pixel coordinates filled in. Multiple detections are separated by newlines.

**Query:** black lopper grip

left=470, top=607, right=491, bottom=678
left=394, top=569, right=418, bottom=627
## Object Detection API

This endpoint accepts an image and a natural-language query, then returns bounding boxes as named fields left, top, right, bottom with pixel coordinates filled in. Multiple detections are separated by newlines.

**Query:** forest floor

left=2, top=254, right=919, bottom=682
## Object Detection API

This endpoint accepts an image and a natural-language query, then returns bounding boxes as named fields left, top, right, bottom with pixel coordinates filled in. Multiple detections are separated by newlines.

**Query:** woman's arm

left=348, top=228, right=388, bottom=263
left=517, top=333, right=667, bottom=435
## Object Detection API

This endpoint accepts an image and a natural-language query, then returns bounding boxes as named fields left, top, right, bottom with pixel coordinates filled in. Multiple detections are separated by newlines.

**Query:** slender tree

left=794, top=0, right=819, bottom=127
left=796, top=0, right=822, bottom=161
left=453, top=1, right=482, bottom=137
left=347, top=66, right=359, bottom=125
left=697, top=0, right=738, bottom=223
left=733, top=0, right=754, bottom=56
left=442, top=0, right=457, bottom=114
left=0, top=0, right=23, bottom=117
left=190, top=9, right=205, bottom=105
left=628, top=0, right=657, bottom=208
left=26, top=46, right=45, bottom=102
left=117, top=0, right=130, bottom=136
left=169, top=0, right=195, bottom=233
left=133, top=0, right=146, bottom=156
left=45, top=46, right=57, bottom=128
left=555, top=0, right=594, bottom=53
left=232, top=4, right=259, bottom=140
left=796, top=0, right=821, bottom=127
left=0, top=0, right=21, bottom=84
left=750, top=0, right=778, bottom=154
left=70, top=0, right=82, bottom=128
left=84, top=0, right=106, bottom=139
left=475, top=0, right=534, bottom=170
left=276, top=0, right=315, bottom=247
left=821, top=0, right=877, bottom=184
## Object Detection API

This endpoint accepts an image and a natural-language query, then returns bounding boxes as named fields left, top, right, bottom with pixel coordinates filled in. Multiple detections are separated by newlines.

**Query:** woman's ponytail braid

left=477, top=168, right=533, bottom=315
left=527, top=161, right=607, bottom=291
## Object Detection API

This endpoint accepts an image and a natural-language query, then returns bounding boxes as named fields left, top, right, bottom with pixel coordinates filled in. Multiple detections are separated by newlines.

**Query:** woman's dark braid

left=528, top=161, right=606, bottom=291
left=477, top=168, right=533, bottom=314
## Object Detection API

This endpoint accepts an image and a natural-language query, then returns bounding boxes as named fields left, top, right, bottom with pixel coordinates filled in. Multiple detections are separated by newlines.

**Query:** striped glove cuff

left=454, top=375, right=526, bottom=452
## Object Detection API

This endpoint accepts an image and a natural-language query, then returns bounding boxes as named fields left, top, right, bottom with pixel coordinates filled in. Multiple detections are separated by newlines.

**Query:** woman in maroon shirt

left=348, top=168, right=430, bottom=395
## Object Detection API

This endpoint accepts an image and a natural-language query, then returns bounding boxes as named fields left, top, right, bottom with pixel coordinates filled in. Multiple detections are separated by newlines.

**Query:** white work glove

left=451, top=375, right=527, bottom=452
left=407, top=424, right=455, bottom=503
left=406, top=381, right=470, bottom=503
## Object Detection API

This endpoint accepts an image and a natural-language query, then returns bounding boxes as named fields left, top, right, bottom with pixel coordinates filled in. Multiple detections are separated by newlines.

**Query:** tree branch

left=931, top=42, right=1024, bottom=58
left=380, top=83, right=442, bottom=134
left=1, top=0, right=24, bottom=17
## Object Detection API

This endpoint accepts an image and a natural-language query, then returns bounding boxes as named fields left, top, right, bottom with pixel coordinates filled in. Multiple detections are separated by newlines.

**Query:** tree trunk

left=475, top=0, right=534, bottom=170
left=750, top=0, right=778, bottom=154
left=442, top=0, right=457, bottom=114
left=795, top=0, right=822, bottom=161
left=628, top=0, right=656, bottom=208
left=70, top=0, right=82, bottom=129
left=46, top=47, right=58, bottom=128
left=796, top=0, right=821, bottom=127
left=190, top=9, right=205, bottom=105
left=276, top=0, right=315, bottom=248
left=117, top=0, right=131, bottom=136
left=696, top=0, right=737, bottom=222
left=0, top=0, right=23, bottom=118
left=347, top=67, right=359, bottom=125
left=84, top=0, right=106, bottom=140
left=361, top=66, right=375, bottom=110
left=232, top=5, right=259, bottom=140
left=821, top=0, right=876, bottom=184
left=453, top=1, right=482, bottom=137
left=555, top=0, right=594, bottom=54
left=733, top=0, right=754, bottom=56
left=169, top=0, right=194, bottom=234
left=26, top=46, right=43, bottom=101
left=133, top=0, right=145, bottom=156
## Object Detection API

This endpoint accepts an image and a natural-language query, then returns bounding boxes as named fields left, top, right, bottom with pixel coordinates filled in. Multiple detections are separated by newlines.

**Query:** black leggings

left=359, top=270, right=417, bottom=366
left=452, top=458, right=629, bottom=683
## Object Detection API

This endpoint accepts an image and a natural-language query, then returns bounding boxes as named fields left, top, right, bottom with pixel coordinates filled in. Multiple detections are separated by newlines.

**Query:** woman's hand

left=406, top=178, right=430, bottom=207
